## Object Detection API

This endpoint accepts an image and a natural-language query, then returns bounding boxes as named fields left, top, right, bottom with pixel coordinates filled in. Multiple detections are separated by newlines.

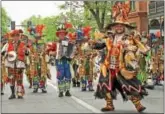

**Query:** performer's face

left=114, top=24, right=125, bottom=34
left=59, top=33, right=66, bottom=40
left=14, top=35, right=20, bottom=42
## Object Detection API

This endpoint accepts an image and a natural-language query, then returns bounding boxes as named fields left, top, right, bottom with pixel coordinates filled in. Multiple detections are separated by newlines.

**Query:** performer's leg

left=58, top=80, right=65, bottom=97
left=77, top=75, right=81, bottom=87
left=72, top=78, right=76, bottom=87
left=88, top=80, right=94, bottom=91
left=81, top=76, right=87, bottom=91
left=64, top=61, right=71, bottom=96
left=129, top=96, right=146, bottom=112
left=39, top=76, right=47, bottom=93
left=29, top=77, right=33, bottom=89
left=101, top=92, right=115, bottom=112
left=26, top=67, right=32, bottom=88
left=8, top=68, right=16, bottom=99
left=33, top=76, right=39, bottom=93
left=56, top=60, right=65, bottom=97
left=88, top=74, right=94, bottom=91
left=16, top=69, right=25, bottom=99
left=65, top=79, right=71, bottom=96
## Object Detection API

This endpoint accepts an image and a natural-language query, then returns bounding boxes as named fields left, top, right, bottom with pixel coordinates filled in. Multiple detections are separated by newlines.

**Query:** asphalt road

left=1, top=65, right=164, bottom=113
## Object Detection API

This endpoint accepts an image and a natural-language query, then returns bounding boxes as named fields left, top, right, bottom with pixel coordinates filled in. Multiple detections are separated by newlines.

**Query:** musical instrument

left=7, top=51, right=17, bottom=62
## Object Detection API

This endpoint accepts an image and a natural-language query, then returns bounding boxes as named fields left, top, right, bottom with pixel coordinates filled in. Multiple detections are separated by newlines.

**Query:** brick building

left=127, top=1, right=148, bottom=34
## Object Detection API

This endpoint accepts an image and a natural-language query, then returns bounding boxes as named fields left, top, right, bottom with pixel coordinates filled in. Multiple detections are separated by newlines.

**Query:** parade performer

left=23, top=37, right=33, bottom=89
left=84, top=53, right=96, bottom=91
left=1, top=29, right=28, bottom=99
left=92, top=1, right=148, bottom=112
left=32, top=44, right=49, bottom=93
left=55, top=26, right=76, bottom=97
left=26, top=43, right=38, bottom=90
left=78, top=58, right=87, bottom=91
left=135, top=34, right=150, bottom=85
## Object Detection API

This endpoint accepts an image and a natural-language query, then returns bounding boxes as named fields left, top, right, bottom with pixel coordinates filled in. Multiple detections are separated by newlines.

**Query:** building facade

left=127, top=1, right=148, bottom=34
left=148, top=1, right=164, bottom=36
left=148, top=1, right=164, bottom=55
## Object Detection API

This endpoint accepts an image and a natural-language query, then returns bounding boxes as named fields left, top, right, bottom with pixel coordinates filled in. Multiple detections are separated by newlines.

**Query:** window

left=130, top=1, right=136, bottom=11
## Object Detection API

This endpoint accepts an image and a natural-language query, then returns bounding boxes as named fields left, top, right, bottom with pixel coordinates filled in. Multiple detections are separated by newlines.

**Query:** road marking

left=47, top=80, right=102, bottom=113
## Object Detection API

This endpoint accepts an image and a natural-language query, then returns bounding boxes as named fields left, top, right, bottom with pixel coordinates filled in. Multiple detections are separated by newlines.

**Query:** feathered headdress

left=82, top=26, right=91, bottom=39
left=56, top=22, right=71, bottom=37
left=35, top=24, right=45, bottom=36
left=68, top=32, right=77, bottom=41
left=105, top=0, right=136, bottom=30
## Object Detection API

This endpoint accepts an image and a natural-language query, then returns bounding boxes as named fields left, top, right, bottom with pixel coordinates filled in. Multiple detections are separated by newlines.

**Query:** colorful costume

left=1, top=29, right=27, bottom=99
left=32, top=45, right=49, bottom=93
left=55, top=27, right=76, bottom=97
left=136, top=34, right=150, bottom=85
left=93, top=1, right=148, bottom=112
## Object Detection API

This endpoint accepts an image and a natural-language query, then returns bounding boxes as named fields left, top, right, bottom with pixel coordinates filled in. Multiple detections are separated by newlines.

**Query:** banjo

left=7, top=40, right=21, bottom=62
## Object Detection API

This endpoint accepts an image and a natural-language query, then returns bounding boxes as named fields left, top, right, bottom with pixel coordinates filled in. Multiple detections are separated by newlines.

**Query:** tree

left=59, top=1, right=113, bottom=31
left=1, top=7, right=11, bottom=35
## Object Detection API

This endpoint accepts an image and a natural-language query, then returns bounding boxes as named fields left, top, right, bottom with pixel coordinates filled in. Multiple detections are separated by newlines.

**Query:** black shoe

left=65, top=90, right=71, bottom=97
left=33, top=89, right=38, bottom=93
left=59, top=92, right=63, bottom=97
left=1, top=92, right=4, bottom=95
left=17, top=96, right=23, bottom=99
left=42, top=89, right=47, bottom=93
left=9, top=94, right=16, bottom=100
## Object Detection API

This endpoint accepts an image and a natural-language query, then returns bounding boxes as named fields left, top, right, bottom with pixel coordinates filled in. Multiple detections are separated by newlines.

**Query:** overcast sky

left=2, top=1, right=65, bottom=25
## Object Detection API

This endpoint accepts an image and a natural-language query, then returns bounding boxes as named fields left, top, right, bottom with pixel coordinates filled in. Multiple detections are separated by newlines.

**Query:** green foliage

left=21, top=1, right=113, bottom=41
left=1, top=7, right=11, bottom=35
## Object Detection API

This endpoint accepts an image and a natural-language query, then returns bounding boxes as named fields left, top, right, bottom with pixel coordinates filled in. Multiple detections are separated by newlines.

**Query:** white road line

left=47, top=80, right=102, bottom=113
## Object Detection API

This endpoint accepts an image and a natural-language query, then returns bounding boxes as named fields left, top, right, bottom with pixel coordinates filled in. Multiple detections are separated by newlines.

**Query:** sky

left=2, top=1, right=65, bottom=26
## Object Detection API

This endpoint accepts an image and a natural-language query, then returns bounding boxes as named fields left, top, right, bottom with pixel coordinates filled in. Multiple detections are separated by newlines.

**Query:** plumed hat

left=105, top=1, right=136, bottom=30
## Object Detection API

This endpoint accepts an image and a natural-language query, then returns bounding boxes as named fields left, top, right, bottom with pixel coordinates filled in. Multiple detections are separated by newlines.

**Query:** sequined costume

left=1, top=29, right=28, bottom=99
left=93, top=1, right=148, bottom=112
left=32, top=45, right=49, bottom=93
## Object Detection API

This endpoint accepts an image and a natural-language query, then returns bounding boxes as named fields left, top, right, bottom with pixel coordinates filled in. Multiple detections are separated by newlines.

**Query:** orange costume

left=93, top=1, right=148, bottom=113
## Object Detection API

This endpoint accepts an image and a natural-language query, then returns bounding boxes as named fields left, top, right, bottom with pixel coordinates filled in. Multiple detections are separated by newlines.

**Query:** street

left=1, top=66, right=164, bottom=113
